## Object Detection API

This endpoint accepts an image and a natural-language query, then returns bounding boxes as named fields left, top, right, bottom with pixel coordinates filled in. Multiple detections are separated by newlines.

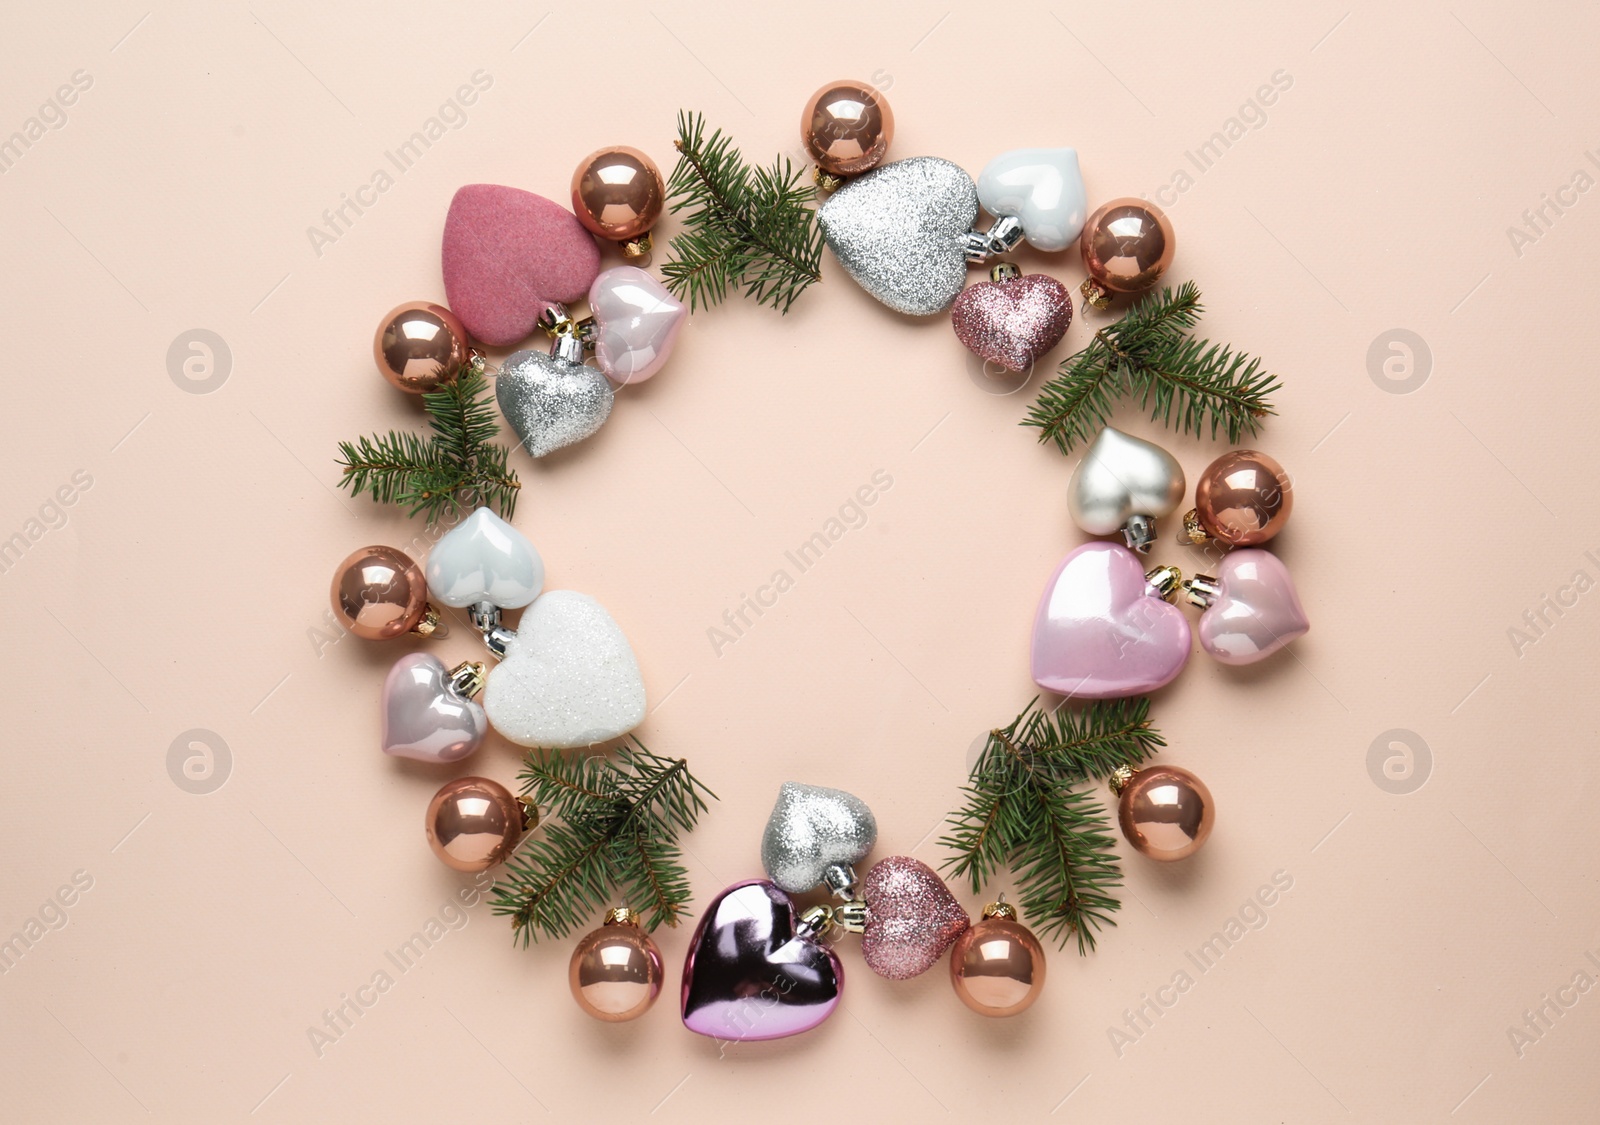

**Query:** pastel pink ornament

left=1184, top=549, right=1309, bottom=665
left=441, top=184, right=601, bottom=346
left=381, top=654, right=487, bottom=763
left=860, top=856, right=970, bottom=981
left=950, top=266, right=1072, bottom=373
left=588, top=266, right=686, bottom=384
left=1030, top=541, right=1191, bottom=699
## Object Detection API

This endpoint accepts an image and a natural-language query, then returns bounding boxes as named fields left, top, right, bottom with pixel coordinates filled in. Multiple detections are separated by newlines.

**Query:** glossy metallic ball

left=425, top=777, right=530, bottom=873
left=1193, top=449, right=1293, bottom=546
left=949, top=908, right=1046, bottom=1017
left=801, top=80, right=894, bottom=177
left=373, top=302, right=470, bottom=394
left=1079, top=197, right=1175, bottom=306
left=571, top=146, right=664, bottom=242
left=330, top=546, right=436, bottom=640
left=569, top=910, right=664, bottom=1022
left=1117, top=765, right=1215, bottom=862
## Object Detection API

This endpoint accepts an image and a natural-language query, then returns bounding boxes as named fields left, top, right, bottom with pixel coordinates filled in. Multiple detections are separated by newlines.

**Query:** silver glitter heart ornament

left=496, top=343, right=614, bottom=459
left=760, top=782, right=877, bottom=895
left=817, top=156, right=978, bottom=316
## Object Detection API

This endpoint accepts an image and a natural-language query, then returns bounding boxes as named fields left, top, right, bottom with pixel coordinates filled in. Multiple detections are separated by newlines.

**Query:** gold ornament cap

left=604, top=906, right=641, bottom=928
left=1178, top=508, right=1211, bottom=546
left=1109, top=764, right=1136, bottom=796
left=1144, top=565, right=1183, bottom=601
left=981, top=897, right=1019, bottom=922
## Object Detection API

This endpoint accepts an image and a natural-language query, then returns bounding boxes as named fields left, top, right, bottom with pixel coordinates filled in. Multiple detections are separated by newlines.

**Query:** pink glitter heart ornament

left=441, top=184, right=601, bottom=346
left=1192, top=549, right=1309, bottom=665
left=860, top=857, right=970, bottom=981
left=951, top=271, right=1073, bottom=373
left=1030, top=541, right=1192, bottom=699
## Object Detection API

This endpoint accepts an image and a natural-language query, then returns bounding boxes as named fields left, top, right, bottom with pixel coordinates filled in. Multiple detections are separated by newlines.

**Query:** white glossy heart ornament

left=976, top=148, right=1087, bottom=252
left=1068, top=427, right=1186, bottom=548
left=484, top=590, right=646, bottom=748
left=426, top=507, right=544, bottom=610
left=588, top=266, right=686, bottom=384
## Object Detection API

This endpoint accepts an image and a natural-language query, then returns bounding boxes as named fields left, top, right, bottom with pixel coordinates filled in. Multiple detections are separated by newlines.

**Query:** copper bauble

left=1190, top=449, right=1293, bottom=546
left=425, top=777, right=530, bottom=873
left=569, top=908, right=664, bottom=1022
left=1078, top=197, right=1176, bottom=308
left=373, top=302, right=470, bottom=394
left=571, top=146, right=664, bottom=242
left=1115, top=765, right=1214, bottom=862
left=329, top=545, right=439, bottom=640
left=949, top=904, right=1046, bottom=1017
left=801, top=80, right=894, bottom=177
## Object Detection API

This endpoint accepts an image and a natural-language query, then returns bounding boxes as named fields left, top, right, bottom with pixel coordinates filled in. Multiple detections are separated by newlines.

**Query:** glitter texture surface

left=759, top=782, right=877, bottom=894
left=496, top=349, right=614, bottom=458
left=483, top=590, right=645, bottom=748
left=950, top=273, right=1073, bottom=373
left=817, top=156, right=978, bottom=316
left=860, top=856, right=970, bottom=981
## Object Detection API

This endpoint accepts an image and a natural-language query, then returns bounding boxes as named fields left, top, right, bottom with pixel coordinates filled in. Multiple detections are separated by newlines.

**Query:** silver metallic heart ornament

left=976, top=147, right=1087, bottom=252
left=1068, top=426, right=1186, bottom=551
left=496, top=339, right=614, bottom=459
left=425, top=507, right=543, bottom=610
left=760, top=782, right=877, bottom=895
left=817, top=156, right=979, bottom=316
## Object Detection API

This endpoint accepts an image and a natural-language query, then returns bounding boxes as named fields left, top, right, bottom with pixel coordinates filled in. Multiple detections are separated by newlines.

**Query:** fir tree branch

left=491, top=740, right=716, bottom=944
left=1024, top=283, right=1281, bottom=454
left=662, top=111, right=823, bottom=314
left=940, top=698, right=1163, bottom=954
left=335, top=366, right=520, bottom=523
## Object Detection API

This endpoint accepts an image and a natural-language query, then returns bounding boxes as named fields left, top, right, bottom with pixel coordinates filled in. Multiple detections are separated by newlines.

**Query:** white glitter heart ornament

left=817, top=156, right=979, bottom=316
left=483, top=590, right=646, bottom=748
left=496, top=344, right=614, bottom=459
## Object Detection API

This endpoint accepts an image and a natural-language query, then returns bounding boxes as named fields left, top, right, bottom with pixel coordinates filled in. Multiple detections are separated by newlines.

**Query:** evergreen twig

left=940, top=698, right=1164, bottom=953
left=662, top=111, right=823, bottom=314
left=492, top=741, right=716, bottom=944
left=335, top=367, right=520, bottom=523
left=1025, top=283, right=1281, bottom=454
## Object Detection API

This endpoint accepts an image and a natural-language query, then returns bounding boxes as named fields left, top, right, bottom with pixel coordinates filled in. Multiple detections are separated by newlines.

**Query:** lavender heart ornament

left=1030, top=541, right=1192, bottom=699
left=680, top=880, right=843, bottom=1041
left=381, top=653, right=487, bottom=764
left=951, top=271, right=1073, bottom=373
left=1191, top=549, right=1309, bottom=665
left=588, top=266, right=686, bottom=384
left=861, top=857, right=969, bottom=981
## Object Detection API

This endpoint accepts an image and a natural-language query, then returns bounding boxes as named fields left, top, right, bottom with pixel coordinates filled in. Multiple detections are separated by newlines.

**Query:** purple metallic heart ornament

left=680, top=880, right=843, bottom=1041
left=1030, top=541, right=1191, bottom=699
left=951, top=271, right=1072, bottom=373
left=381, top=654, right=487, bottom=763
left=1191, top=549, right=1309, bottom=665
left=860, top=857, right=969, bottom=981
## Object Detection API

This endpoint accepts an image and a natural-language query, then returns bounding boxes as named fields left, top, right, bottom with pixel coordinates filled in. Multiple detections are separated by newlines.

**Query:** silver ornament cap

left=760, top=782, right=877, bottom=895
left=1068, top=427, right=1186, bottom=551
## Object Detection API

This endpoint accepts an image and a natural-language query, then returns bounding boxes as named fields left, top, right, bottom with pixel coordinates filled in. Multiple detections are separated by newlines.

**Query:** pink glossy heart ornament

left=589, top=266, right=686, bottom=384
left=381, top=653, right=487, bottom=763
left=860, top=857, right=970, bottom=981
left=1193, top=549, right=1309, bottom=665
left=1030, top=542, right=1191, bottom=699
left=951, top=272, right=1072, bottom=373
left=441, top=184, right=601, bottom=346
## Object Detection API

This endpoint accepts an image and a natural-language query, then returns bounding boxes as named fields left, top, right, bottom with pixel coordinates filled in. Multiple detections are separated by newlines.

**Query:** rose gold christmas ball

left=1194, top=449, right=1293, bottom=546
left=1080, top=197, right=1176, bottom=299
left=373, top=302, right=470, bottom=394
left=571, top=146, right=665, bottom=241
left=949, top=910, right=1046, bottom=1017
left=569, top=911, right=664, bottom=1022
left=425, top=777, right=529, bottom=873
left=1117, top=766, right=1214, bottom=862
left=330, top=545, right=430, bottom=640
left=801, top=80, right=894, bottom=176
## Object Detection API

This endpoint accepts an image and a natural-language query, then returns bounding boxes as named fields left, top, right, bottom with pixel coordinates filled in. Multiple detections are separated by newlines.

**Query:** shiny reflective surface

left=330, top=545, right=429, bottom=640
left=570, top=146, right=664, bottom=241
left=425, top=776, right=527, bottom=872
left=1198, top=549, right=1309, bottom=664
left=1080, top=197, right=1175, bottom=295
left=1068, top=426, right=1186, bottom=537
left=1119, top=765, right=1214, bottom=861
left=760, top=782, right=877, bottom=895
left=680, top=880, right=842, bottom=1041
left=1195, top=449, right=1293, bottom=545
left=949, top=918, right=1046, bottom=1017
left=372, top=301, right=470, bottom=393
left=425, top=507, right=544, bottom=610
left=801, top=80, right=894, bottom=176
left=588, top=266, right=687, bottom=384
left=1030, top=542, right=1191, bottom=699
left=381, top=653, right=487, bottom=763
left=976, top=147, right=1087, bottom=252
left=570, top=918, right=663, bottom=1022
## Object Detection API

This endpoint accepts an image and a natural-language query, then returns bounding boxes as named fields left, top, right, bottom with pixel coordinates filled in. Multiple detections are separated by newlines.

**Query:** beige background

left=3, top=0, right=1597, bottom=1120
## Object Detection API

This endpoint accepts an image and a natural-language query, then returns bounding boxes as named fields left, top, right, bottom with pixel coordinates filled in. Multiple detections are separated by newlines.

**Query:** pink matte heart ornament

left=441, top=184, right=601, bottom=346
left=860, top=856, right=970, bottom=981
left=1030, top=541, right=1192, bottom=699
